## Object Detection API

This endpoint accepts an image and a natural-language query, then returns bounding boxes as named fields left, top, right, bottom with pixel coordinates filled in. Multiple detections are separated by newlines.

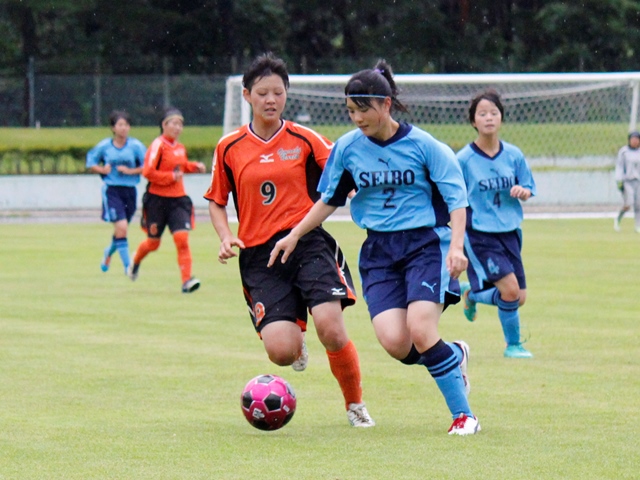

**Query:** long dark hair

left=344, top=59, right=408, bottom=114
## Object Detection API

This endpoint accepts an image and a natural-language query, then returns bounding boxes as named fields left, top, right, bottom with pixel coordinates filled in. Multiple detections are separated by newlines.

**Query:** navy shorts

left=464, top=228, right=526, bottom=292
left=141, top=193, right=194, bottom=238
left=359, top=226, right=460, bottom=319
left=239, top=227, right=356, bottom=335
left=101, top=185, right=137, bottom=223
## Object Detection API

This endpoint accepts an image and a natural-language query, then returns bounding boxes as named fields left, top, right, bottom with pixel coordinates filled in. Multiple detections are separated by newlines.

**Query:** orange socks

left=133, top=237, right=161, bottom=264
left=132, top=233, right=192, bottom=284
left=173, top=231, right=192, bottom=283
left=326, top=340, right=363, bottom=409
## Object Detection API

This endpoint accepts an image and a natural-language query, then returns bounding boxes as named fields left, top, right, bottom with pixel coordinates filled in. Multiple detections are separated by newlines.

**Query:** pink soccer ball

left=241, top=374, right=297, bottom=431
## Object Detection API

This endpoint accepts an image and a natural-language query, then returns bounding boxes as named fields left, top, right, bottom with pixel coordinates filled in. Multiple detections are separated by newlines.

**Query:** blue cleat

left=100, top=248, right=111, bottom=272
left=504, top=343, right=533, bottom=359
left=460, top=282, right=477, bottom=322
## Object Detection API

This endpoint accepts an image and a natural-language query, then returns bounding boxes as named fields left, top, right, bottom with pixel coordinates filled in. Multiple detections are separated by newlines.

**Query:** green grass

left=0, top=122, right=627, bottom=157
left=0, top=218, right=638, bottom=479
left=0, top=126, right=224, bottom=151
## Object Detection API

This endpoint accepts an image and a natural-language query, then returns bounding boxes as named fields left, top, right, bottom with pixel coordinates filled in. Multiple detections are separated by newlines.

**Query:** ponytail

left=345, top=59, right=408, bottom=114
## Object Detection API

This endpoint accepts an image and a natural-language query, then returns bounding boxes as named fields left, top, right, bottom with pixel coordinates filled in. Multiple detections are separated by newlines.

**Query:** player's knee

left=518, top=290, right=527, bottom=306
left=376, top=333, right=411, bottom=360
left=147, top=238, right=161, bottom=251
left=267, top=349, right=297, bottom=367
left=173, top=231, right=189, bottom=251
left=316, top=324, right=348, bottom=352
left=499, top=281, right=520, bottom=302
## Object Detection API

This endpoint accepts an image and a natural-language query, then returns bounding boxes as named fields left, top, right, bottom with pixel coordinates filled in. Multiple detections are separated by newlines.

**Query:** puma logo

left=421, top=281, right=436, bottom=293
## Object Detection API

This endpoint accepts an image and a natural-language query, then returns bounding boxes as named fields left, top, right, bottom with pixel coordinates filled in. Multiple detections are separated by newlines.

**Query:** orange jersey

left=204, top=120, right=333, bottom=247
left=143, top=134, right=201, bottom=197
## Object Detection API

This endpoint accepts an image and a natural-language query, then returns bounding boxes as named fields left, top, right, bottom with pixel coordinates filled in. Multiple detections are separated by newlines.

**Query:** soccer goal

left=223, top=72, right=640, bottom=165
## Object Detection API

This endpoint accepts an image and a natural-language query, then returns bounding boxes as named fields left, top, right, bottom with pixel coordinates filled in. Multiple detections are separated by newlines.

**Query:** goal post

left=223, top=72, right=640, bottom=164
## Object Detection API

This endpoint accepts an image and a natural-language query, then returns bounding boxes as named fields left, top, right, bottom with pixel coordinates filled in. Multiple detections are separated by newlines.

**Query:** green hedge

left=0, top=147, right=215, bottom=175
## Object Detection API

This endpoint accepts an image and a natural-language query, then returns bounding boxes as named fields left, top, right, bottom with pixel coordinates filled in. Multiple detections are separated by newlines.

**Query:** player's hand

left=195, top=162, right=206, bottom=173
left=268, top=233, right=301, bottom=267
left=218, top=236, right=245, bottom=264
left=102, top=164, right=112, bottom=174
left=446, top=246, right=467, bottom=280
left=116, top=165, right=129, bottom=174
left=173, top=169, right=184, bottom=182
left=510, top=185, right=531, bottom=201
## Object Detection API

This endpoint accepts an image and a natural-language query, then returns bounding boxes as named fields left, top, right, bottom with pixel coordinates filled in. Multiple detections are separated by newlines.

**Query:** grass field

left=0, top=122, right=627, bottom=157
left=1, top=218, right=638, bottom=479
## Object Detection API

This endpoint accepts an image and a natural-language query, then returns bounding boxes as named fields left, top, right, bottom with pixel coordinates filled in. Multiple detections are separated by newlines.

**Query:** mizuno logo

left=331, top=288, right=345, bottom=296
left=259, top=154, right=274, bottom=163
left=421, top=281, right=436, bottom=293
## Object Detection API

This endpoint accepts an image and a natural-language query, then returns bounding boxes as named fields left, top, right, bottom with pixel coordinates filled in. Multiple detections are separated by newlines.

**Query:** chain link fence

left=0, top=73, right=229, bottom=127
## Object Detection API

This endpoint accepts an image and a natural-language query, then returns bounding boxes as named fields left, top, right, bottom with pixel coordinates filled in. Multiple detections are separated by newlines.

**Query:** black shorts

left=239, top=227, right=357, bottom=334
left=141, top=193, right=194, bottom=238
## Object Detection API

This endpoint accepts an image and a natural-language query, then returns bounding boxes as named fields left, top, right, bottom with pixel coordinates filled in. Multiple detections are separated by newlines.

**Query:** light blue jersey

left=86, top=138, right=146, bottom=187
left=457, top=141, right=536, bottom=232
left=320, top=123, right=468, bottom=231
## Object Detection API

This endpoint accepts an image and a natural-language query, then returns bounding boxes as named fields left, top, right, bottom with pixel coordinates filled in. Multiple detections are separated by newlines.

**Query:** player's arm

left=446, top=207, right=468, bottom=279
left=511, top=153, right=535, bottom=201
left=268, top=200, right=337, bottom=266
left=117, top=140, right=146, bottom=175
left=86, top=142, right=111, bottom=175
left=614, top=148, right=626, bottom=189
left=117, top=163, right=143, bottom=175
left=209, top=201, right=245, bottom=264
left=183, top=160, right=207, bottom=174
left=142, top=141, right=175, bottom=185
left=88, top=164, right=111, bottom=175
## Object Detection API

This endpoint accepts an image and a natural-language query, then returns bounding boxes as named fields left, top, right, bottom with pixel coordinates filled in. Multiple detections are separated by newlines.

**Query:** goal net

left=223, top=72, right=640, bottom=166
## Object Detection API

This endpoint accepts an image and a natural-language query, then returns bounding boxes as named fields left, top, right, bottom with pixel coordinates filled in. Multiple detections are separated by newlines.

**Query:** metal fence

left=0, top=73, right=229, bottom=127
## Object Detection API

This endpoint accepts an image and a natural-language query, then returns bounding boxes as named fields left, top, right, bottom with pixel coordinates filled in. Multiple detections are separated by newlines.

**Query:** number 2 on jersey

left=383, top=187, right=397, bottom=209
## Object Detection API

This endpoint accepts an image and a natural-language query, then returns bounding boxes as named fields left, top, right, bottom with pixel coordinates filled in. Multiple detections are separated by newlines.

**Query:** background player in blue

left=269, top=60, right=480, bottom=436
left=86, top=110, right=145, bottom=274
left=457, top=89, right=536, bottom=359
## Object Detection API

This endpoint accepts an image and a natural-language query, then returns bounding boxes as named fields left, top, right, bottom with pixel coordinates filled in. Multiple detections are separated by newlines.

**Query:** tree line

left=2, top=0, right=640, bottom=78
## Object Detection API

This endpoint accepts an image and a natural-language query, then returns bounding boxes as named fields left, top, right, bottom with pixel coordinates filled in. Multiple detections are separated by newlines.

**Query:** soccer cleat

left=504, top=343, right=533, bottom=359
left=460, top=282, right=477, bottom=322
left=182, top=277, right=201, bottom=293
left=613, top=217, right=621, bottom=232
left=347, top=403, right=375, bottom=428
left=448, top=413, right=481, bottom=435
left=100, top=248, right=111, bottom=272
left=127, top=263, right=140, bottom=281
left=291, top=337, right=308, bottom=372
left=453, top=340, right=471, bottom=396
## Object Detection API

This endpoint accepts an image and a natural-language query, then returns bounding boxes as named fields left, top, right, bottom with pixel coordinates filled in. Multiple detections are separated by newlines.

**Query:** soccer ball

left=241, top=374, right=296, bottom=431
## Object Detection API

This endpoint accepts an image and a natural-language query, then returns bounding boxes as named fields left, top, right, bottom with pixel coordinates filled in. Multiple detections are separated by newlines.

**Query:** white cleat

left=347, top=402, right=376, bottom=428
left=127, top=263, right=140, bottom=281
left=291, top=338, right=308, bottom=372
left=181, top=277, right=201, bottom=293
left=448, top=413, right=481, bottom=436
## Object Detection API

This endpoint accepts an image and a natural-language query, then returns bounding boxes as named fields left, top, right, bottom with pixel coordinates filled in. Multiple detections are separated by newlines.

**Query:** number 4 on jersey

left=493, top=192, right=501, bottom=208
